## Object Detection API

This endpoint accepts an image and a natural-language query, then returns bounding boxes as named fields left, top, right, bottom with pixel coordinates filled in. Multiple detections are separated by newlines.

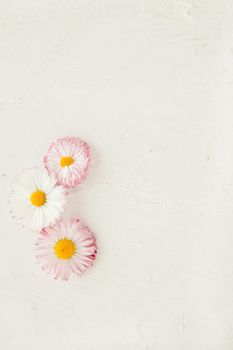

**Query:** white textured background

left=0, top=1, right=233, bottom=349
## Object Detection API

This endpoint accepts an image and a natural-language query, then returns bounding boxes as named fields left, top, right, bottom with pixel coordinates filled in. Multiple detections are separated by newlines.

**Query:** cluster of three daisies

left=9, top=137, right=97, bottom=281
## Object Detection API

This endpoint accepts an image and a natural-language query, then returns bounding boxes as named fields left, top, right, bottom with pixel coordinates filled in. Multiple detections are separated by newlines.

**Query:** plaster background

left=0, top=1, right=233, bottom=349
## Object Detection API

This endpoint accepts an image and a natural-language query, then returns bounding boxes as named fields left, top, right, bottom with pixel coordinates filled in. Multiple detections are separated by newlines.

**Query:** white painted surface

left=0, top=1, right=233, bottom=349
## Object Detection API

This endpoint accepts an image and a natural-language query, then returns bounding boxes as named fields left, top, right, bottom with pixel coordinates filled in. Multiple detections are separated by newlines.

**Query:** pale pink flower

left=36, top=219, right=97, bottom=281
left=44, top=137, right=90, bottom=188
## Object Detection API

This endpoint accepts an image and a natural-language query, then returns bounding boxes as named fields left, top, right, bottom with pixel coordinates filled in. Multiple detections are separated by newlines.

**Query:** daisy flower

left=44, top=137, right=90, bottom=188
left=36, top=219, right=97, bottom=281
left=9, top=168, right=66, bottom=231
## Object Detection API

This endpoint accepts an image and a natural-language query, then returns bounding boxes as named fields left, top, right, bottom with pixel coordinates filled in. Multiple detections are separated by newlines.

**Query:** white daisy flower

left=9, top=168, right=66, bottom=231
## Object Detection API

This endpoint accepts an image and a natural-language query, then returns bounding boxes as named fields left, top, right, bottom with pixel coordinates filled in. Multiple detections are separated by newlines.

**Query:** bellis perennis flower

left=36, top=219, right=97, bottom=281
left=9, top=168, right=66, bottom=231
left=44, top=136, right=90, bottom=188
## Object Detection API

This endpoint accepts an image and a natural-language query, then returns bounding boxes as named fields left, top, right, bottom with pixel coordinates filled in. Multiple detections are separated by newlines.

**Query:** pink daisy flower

left=44, top=137, right=90, bottom=188
left=36, top=219, right=97, bottom=281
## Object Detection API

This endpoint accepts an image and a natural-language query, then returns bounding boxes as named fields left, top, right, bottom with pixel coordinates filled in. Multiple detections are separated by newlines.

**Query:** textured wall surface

left=1, top=1, right=233, bottom=349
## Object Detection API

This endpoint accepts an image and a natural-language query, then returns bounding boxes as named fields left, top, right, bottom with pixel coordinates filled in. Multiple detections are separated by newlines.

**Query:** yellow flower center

left=30, top=190, right=46, bottom=207
left=54, top=239, right=76, bottom=260
left=60, top=156, right=74, bottom=167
